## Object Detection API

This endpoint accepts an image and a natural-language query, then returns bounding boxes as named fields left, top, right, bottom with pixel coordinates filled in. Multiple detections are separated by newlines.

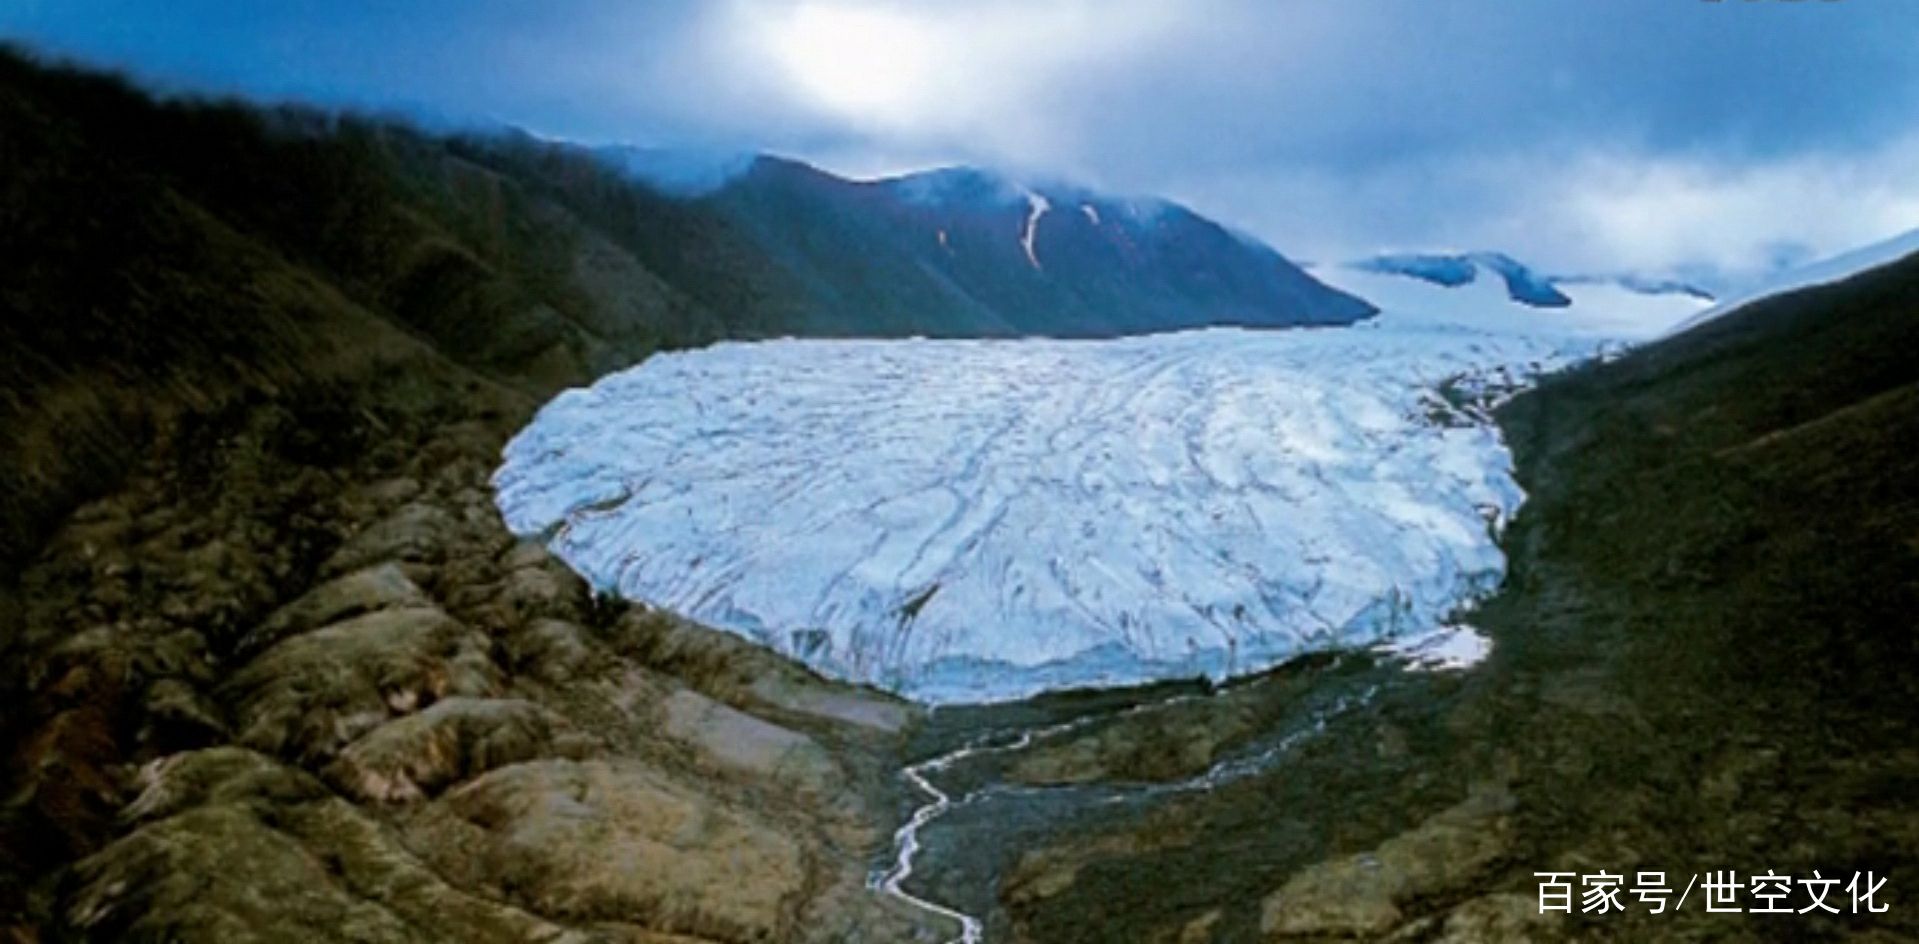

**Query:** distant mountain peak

left=1349, top=249, right=1726, bottom=314
left=1553, top=272, right=1715, bottom=303
left=1353, top=251, right=1570, bottom=307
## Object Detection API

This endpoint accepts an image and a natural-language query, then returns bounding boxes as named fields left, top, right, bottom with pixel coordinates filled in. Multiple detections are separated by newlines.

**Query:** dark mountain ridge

left=598, top=152, right=1376, bottom=337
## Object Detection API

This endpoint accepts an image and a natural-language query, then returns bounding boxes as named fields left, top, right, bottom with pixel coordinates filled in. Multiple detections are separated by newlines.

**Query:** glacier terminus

left=492, top=272, right=1706, bottom=702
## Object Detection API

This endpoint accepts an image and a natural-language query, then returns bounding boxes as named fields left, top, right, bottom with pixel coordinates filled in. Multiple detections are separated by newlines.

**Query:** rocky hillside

left=0, top=49, right=724, bottom=571
left=0, top=49, right=961, bottom=942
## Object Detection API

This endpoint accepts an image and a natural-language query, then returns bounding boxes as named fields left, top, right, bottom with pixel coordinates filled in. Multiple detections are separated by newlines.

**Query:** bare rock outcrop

left=415, top=758, right=808, bottom=943
left=67, top=747, right=598, bottom=944
left=223, top=606, right=501, bottom=765
left=235, top=562, right=431, bottom=659
left=657, top=688, right=845, bottom=803
left=326, top=696, right=577, bottom=804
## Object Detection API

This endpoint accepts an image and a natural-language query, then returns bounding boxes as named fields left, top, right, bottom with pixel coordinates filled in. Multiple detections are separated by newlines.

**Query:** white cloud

left=1144, top=135, right=1919, bottom=287
left=44, top=0, right=1904, bottom=282
left=1551, top=139, right=1919, bottom=282
left=661, top=1, right=1919, bottom=282
left=712, top=0, right=1182, bottom=164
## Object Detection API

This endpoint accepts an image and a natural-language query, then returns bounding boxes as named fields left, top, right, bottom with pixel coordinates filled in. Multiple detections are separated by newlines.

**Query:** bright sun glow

left=765, top=3, right=937, bottom=119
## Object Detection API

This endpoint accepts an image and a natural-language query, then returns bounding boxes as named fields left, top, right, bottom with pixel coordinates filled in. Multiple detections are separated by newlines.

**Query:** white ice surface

left=493, top=270, right=1705, bottom=703
left=1377, top=623, right=1493, bottom=672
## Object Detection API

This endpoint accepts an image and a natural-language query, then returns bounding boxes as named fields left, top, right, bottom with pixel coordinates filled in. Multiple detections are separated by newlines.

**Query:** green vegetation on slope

left=1474, top=249, right=1919, bottom=940
left=0, top=46, right=733, bottom=570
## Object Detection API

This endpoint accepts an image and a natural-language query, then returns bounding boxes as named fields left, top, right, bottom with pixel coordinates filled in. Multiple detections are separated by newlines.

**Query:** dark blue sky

left=5, top=0, right=1916, bottom=282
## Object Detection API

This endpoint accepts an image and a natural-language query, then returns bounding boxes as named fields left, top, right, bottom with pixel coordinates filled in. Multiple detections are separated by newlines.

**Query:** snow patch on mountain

left=1021, top=192, right=1050, bottom=269
left=1379, top=623, right=1492, bottom=672
left=1347, top=250, right=1725, bottom=324
left=1555, top=272, right=1714, bottom=302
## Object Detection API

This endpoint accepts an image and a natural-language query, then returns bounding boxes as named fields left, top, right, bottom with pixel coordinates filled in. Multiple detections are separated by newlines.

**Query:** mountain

left=591, top=156, right=1376, bottom=337
left=1353, top=251, right=1573, bottom=307
left=0, top=46, right=1353, bottom=942
left=594, top=143, right=756, bottom=196
left=1349, top=250, right=1716, bottom=317
left=0, top=47, right=1369, bottom=574
left=923, top=235, right=1919, bottom=944
left=1553, top=270, right=1716, bottom=301
left=1316, top=254, right=1712, bottom=340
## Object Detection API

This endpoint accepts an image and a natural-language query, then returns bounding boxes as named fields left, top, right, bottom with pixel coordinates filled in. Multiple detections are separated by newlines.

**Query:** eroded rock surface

left=2, top=410, right=939, bottom=943
left=421, top=758, right=806, bottom=940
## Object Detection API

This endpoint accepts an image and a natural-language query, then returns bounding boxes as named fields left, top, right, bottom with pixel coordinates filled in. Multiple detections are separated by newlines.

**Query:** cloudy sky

left=5, top=0, right=1917, bottom=286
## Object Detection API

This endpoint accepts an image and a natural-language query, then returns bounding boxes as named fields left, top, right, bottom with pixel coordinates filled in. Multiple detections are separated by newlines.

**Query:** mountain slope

left=0, top=46, right=1367, bottom=572
left=0, top=46, right=1365, bottom=944
left=422, top=141, right=1375, bottom=342
left=606, top=157, right=1376, bottom=337
left=10, top=46, right=1913, bottom=944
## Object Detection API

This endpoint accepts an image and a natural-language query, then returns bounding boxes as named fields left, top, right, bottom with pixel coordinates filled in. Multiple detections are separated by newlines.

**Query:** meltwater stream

left=869, top=674, right=1387, bottom=941
left=873, top=744, right=994, bottom=943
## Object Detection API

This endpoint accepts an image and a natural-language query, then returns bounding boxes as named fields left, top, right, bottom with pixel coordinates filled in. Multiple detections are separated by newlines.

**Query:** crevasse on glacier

left=490, top=296, right=1649, bottom=703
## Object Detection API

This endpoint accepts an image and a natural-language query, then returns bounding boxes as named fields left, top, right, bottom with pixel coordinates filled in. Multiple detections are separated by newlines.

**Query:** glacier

left=492, top=270, right=1707, bottom=703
